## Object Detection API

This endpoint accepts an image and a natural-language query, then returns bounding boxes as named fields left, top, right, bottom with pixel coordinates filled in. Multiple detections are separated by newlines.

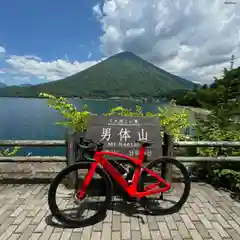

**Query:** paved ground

left=0, top=183, right=240, bottom=240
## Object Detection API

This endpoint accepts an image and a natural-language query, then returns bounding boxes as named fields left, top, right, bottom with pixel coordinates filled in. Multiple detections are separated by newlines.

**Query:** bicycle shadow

left=45, top=196, right=180, bottom=228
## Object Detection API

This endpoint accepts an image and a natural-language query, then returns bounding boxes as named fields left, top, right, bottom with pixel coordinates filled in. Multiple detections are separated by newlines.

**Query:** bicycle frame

left=77, top=145, right=171, bottom=200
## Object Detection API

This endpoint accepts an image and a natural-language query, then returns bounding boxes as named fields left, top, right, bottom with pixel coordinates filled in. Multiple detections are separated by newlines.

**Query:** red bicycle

left=48, top=138, right=190, bottom=226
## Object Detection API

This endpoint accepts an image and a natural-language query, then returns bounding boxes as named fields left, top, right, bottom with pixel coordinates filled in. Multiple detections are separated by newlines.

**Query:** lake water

left=0, top=97, right=199, bottom=157
left=0, top=98, right=164, bottom=156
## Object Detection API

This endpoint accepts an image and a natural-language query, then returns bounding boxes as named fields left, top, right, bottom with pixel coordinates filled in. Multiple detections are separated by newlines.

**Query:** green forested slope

left=0, top=51, right=196, bottom=98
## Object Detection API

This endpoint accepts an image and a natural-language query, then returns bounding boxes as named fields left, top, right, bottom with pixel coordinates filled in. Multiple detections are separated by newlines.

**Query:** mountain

left=0, top=82, right=7, bottom=88
left=0, top=51, right=196, bottom=98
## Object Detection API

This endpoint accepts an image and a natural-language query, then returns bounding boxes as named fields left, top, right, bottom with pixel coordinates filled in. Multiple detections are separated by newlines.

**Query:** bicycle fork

left=76, top=162, right=98, bottom=200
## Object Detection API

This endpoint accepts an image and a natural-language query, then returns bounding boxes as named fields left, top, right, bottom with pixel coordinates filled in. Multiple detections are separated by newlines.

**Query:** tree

left=195, top=67, right=240, bottom=192
left=196, top=67, right=240, bottom=133
left=176, top=67, right=240, bottom=111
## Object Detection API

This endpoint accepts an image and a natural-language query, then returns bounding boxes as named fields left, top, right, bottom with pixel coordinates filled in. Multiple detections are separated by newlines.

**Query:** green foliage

left=192, top=67, right=240, bottom=193
left=196, top=67, right=240, bottom=156
left=40, top=94, right=192, bottom=141
left=105, top=100, right=191, bottom=140
left=157, top=101, right=191, bottom=140
left=0, top=146, right=20, bottom=156
left=176, top=67, right=240, bottom=111
left=195, top=121, right=240, bottom=193
left=39, top=93, right=90, bottom=133
left=0, top=52, right=195, bottom=98
left=196, top=120, right=240, bottom=157
left=104, top=105, right=145, bottom=117
left=213, top=169, right=240, bottom=192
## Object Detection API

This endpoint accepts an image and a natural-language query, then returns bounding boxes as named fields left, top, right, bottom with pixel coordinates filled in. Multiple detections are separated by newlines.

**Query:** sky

left=0, top=0, right=239, bottom=86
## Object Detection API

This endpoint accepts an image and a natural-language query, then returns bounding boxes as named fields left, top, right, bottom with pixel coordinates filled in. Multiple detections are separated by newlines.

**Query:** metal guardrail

left=0, top=140, right=65, bottom=147
left=175, top=141, right=240, bottom=162
left=175, top=141, right=240, bottom=147
left=1, top=140, right=240, bottom=147
left=0, top=156, right=66, bottom=162
left=1, top=139, right=240, bottom=162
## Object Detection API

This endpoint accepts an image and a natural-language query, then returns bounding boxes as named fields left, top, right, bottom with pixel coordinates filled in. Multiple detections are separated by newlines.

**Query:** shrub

left=40, top=93, right=89, bottom=133
left=194, top=114, right=240, bottom=193
left=39, top=93, right=192, bottom=141
left=0, top=146, right=20, bottom=156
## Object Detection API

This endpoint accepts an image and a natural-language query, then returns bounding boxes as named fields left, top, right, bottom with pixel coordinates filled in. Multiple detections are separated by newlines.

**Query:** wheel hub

left=74, top=192, right=86, bottom=205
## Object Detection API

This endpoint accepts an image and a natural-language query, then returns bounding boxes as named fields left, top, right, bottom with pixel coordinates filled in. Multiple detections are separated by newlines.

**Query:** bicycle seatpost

left=138, top=144, right=146, bottom=162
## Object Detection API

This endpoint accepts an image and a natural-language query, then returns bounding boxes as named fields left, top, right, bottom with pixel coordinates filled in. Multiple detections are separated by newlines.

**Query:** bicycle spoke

left=138, top=158, right=190, bottom=214
left=48, top=162, right=112, bottom=226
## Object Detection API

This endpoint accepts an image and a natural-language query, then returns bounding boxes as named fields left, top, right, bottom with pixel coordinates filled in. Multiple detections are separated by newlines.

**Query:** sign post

left=85, top=115, right=162, bottom=160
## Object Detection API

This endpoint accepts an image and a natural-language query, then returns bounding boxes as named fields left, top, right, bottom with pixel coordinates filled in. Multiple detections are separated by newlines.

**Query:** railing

left=1, top=134, right=240, bottom=185
left=0, top=140, right=66, bottom=162
left=1, top=137, right=240, bottom=163
left=174, top=141, right=240, bottom=162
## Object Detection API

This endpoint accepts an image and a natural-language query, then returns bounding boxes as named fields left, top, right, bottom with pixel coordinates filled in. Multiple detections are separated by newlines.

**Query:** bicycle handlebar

left=78, top=138, right=104, bottom=151
left=78, top=143, right=97, bottom=150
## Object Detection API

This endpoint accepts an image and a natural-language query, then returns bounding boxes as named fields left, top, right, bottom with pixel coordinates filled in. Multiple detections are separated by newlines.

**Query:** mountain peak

left=0, top=51, right=196, bottom=97
left=109, top=51, right=141, bottom=61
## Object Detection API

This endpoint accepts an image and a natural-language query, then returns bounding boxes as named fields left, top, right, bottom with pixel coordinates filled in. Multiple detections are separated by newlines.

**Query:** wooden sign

left=85, top=115, right=162, bottom=160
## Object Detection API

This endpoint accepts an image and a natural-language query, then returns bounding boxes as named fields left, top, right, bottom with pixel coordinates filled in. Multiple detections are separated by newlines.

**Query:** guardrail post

left=162, top=133, right=174, bottom=191
left=65, top=133, right=77, bottom=189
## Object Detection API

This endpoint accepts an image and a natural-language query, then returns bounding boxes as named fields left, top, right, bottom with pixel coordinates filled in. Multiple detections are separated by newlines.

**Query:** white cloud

left=0, top=46, right=5, bottom=53
left=94, top=0, right=240, bottom=84
left=6, top=55, right=101, bottom=81
left=93, top=3, right=103, bottom=19
left=23, top=55, right=42, bottom=61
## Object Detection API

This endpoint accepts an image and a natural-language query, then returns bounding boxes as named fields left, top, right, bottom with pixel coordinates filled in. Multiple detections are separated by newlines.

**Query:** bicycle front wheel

left=139, top=157, right=191, bottom=215
left=48, top=162, right=113, bottom=227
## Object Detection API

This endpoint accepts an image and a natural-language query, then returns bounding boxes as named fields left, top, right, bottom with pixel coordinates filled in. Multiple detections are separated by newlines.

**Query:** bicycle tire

left=48, top=162, right=113, bottom=227
left=139, top=157, right=191, bottom=215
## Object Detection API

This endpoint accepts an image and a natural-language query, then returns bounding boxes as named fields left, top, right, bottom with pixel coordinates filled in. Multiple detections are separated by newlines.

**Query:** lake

left=0, top=97, right=200, bottom=157
left=0, top=97, right=167, bottom=156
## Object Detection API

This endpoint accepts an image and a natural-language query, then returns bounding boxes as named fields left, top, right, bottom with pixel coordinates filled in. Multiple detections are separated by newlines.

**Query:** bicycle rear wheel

left=139, top=157, right=191, bottom=215
left=48, top=162, right=113, bottom=227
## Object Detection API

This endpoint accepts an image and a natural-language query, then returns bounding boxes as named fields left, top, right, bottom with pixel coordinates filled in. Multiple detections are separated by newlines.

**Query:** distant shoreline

left=0, top=96, right=162, bottom=103
left=0, top=96, right=210, bottom=115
